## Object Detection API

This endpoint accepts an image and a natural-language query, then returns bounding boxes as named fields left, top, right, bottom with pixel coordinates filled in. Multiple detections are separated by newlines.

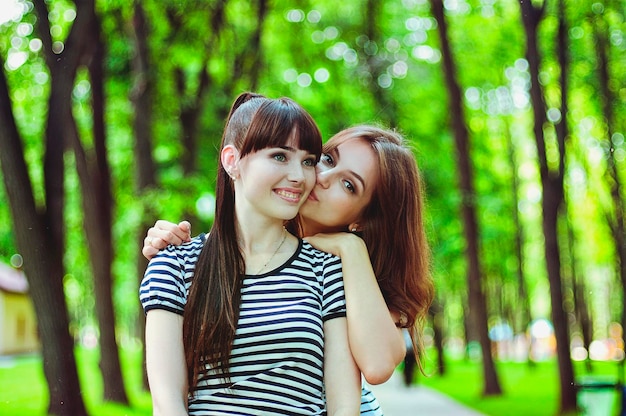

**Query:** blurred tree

left=69, top=5, right=129, bottom=403
left=0, top=0, right=624, bottom=412
left=0, top=4, right=88, bottom=414
left=430, top=0, right=502, bottom=396
left=161, top=0, right=228, bottom=175
left=361, top=0, right=398, bottom=126
left=519, top=0, right=576, bottom=412
left=429, top=300, right=445, bottom=375
left=129, top=0, right=156, bottom=391
left=566, top=214, right=593, bottom=372
left=592, top=3, right=626, bottom=335
left=505, top=123, right=534, bottom=363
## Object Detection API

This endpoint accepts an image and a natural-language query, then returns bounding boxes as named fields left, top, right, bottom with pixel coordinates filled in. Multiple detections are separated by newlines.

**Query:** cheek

left=304, top=169, right=317, bottom=189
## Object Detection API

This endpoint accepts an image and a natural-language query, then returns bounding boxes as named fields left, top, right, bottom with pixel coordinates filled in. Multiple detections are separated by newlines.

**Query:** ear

left=348, top=222, right=360, bottom=232
left=221, top=144, right=240, bottom=179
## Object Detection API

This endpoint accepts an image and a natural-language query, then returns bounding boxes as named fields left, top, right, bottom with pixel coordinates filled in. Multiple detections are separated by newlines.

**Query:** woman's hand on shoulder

left=142, top=220, right=192, bottom=260
left=303, top=232, right=367, bottom=258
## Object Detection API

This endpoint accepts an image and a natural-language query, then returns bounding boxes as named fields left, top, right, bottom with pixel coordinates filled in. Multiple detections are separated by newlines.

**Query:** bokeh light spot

left=313, top=68, right=329, bottom=83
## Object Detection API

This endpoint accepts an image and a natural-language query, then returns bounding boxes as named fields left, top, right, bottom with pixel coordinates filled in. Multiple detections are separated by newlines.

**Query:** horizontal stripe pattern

left=140, top=234, right=348, bottom=415
left=360, top=386, right=384, bottom=415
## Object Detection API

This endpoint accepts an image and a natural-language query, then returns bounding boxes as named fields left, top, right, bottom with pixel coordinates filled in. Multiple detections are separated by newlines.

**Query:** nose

left=316, top=169, right=331, bottom=189
left=287, top=160, right=306, bottom=183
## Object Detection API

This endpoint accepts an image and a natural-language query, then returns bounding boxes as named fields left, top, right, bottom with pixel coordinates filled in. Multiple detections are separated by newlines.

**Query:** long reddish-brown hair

left=183, top=92, right=322, bottom=393
left=318, top=126, right=434, bottom=367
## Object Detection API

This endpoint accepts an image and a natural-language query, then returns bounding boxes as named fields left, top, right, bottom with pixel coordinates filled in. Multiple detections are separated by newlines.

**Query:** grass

left=0, top=347, right=152, bottom=416
left=0, top=346, right=623, bottom=415
left=417, top=354, right=623, bottom=416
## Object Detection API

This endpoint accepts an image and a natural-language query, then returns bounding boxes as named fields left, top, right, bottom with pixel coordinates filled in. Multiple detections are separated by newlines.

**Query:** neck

left=230, top=195, right=294, bottom=275
left=240, top=226, right=290, bottom=276
left=234, top=200, right=286, bottom=252
left=237, top=222, right=286, bottom=254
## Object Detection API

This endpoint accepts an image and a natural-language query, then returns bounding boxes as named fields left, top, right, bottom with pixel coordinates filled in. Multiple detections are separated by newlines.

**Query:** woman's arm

left=142, top=220, right=192, bottom=260
left=304, top=233, right=405, bottom=385
left=145, top=309, right=189, bottom=416
left=323, top=317, right=361, bottom=416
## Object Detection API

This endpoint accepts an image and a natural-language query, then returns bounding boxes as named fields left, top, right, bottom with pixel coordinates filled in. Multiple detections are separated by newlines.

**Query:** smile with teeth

left=276, top=189, right=301, bottom=202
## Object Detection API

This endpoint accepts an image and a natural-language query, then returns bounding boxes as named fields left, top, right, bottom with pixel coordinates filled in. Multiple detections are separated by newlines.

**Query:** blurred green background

left=0, top=0, right=625, bottom=415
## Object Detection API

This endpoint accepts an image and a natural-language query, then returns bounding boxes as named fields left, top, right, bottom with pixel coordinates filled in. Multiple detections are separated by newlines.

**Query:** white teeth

left=277, top=190, right=300, bottom=199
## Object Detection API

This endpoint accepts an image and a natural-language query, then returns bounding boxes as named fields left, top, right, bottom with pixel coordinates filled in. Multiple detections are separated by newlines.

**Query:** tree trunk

left=505, top=123, right=534, bottom=366
left=430, top=0, right=502, bottom=396
left=593, top=3, right=626, bottom=335
left=0, top=55, right=88, bottom=416
left=519, top=0, right=577, bottom=412
left=507, top=129, right=532, bottom=336
left=569, top=223, right=593, bottom=372
left=173, top=0, right=226, bottom=175
left=363, top=0, right=398, bottom=126
left=69, top=7, right=129, bottom=403
left=18, top=1, right=104, bottom=414
left=228, top=0, right=266, bottom=93
left=130, top=1, right=158, bottom=391
left=429, top=300, right=446, bottom=375
left=247, top=0, right=267, bottom=92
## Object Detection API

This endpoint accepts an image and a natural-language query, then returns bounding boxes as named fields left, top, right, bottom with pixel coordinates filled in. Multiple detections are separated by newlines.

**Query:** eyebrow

left=334, top=147, right=366, bottom=190
left=279, top=145, right=317, bottom=157
left=279, top=145, right=298, bottom=152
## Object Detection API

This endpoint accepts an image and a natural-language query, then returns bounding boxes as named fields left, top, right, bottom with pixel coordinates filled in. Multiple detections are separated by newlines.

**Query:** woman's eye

left=273, top=153, right=287, bottom=162
left=321, top=153, right=334, bottom=166
left=303, top=157, right=317, bottom=167
left=343, top=180, right=355, bottom=193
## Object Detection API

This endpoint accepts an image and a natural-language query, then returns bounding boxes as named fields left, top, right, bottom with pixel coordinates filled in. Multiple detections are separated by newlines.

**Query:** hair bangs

left=240, top=98, right=322, bottom=159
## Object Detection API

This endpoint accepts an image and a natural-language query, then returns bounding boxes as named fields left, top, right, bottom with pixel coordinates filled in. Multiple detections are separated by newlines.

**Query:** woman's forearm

left=339, top=237, right=406, bottom=384
left=323, top=318, right=361, bottom=416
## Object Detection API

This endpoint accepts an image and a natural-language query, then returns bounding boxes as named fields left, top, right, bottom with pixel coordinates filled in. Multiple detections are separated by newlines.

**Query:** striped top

left=140, top=234, right=347, bottom=415
left=360, top=386, right=383, bottom=415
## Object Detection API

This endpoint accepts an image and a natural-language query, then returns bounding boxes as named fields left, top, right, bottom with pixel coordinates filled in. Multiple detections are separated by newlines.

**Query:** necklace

left=254, top=228, right=287, bottom=275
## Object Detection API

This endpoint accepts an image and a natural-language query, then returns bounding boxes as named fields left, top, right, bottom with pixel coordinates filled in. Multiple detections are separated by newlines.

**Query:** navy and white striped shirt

left=140, top=234, right=348, bottom=415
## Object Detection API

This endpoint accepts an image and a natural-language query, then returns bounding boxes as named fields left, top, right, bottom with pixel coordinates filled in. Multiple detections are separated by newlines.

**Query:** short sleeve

left=139, top=235, right=204, bottom=315
left=321, top=254, right=347, bottom=321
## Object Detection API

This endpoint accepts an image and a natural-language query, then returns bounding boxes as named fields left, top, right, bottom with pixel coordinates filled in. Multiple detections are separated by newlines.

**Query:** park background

left=0, top=0, right=625, bottom=415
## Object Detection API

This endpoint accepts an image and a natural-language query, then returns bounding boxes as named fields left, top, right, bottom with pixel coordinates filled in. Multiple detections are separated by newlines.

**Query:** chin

left=280, top=208, right=301, bottom=221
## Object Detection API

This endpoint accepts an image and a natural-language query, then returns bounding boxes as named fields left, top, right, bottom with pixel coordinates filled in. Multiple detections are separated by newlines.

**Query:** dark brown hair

left=183, top=92, right=322, bottom=393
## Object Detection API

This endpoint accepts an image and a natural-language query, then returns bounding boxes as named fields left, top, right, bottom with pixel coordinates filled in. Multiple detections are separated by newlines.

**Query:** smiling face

left=219, top=96, right=322, bottom=227
left=230, top=135, right=318, bottom=223
left=299, top=138, right=380, bottom=236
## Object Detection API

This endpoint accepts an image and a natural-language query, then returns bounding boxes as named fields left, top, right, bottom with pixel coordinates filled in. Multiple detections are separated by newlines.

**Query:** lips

left=307, top=190, right=318, bottom=202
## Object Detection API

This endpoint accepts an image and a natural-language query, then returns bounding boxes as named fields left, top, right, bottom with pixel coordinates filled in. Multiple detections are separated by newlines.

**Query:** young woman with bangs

left=140, top=92, right=361, bottom=415
left=144, top=125, right=434, bottom=415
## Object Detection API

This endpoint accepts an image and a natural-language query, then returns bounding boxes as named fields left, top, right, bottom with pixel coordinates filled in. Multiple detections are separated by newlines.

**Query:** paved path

left=367, top=371, right=487, bottom=416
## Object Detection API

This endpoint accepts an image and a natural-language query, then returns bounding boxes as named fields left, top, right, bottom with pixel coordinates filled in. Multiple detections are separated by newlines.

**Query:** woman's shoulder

left=296, top=240, right=342, bottom=276
left=299, top=239, right=339, bottom=261
left=140, top=234, right=205, bottom=314
left=146, top=233, right=205, bottom=275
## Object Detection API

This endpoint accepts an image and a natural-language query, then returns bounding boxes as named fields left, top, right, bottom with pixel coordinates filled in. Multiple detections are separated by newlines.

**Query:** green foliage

left=1, top=0, right=625, bottom=408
